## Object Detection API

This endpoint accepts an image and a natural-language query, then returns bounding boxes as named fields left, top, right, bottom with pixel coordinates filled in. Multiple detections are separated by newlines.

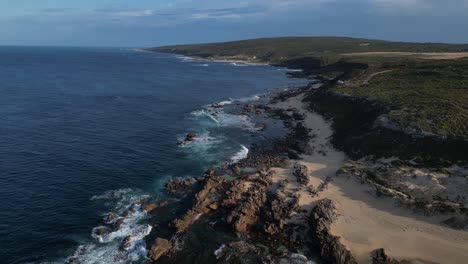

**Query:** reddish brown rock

left=148, top=238, right=172, bottom=262
left=142, top=203, right=158, bottom=213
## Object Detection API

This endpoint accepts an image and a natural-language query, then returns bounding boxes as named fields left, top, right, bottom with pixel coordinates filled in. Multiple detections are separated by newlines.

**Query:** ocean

left=0, top=47, right=306, bottom=263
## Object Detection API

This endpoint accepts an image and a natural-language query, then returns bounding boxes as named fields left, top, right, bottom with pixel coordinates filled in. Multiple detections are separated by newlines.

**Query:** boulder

left=148, top=238, right=172, bottom=262
left=142, top=203, right=158, bottom=213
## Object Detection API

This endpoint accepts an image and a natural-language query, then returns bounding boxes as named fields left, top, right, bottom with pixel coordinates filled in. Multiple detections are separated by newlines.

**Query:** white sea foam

left=178, top=131, right=220, bottom=148
left=67, top=189, right=152, bottom=264
left=229, top=62, right=248, bottom=67
left=195, top=64, right=210, bottom=67
left=131, top=48, right=151, bottom=53
left=176, top=55, right=195, bottom=62
left=217, top=99, right=233, bottom=106
left=191, top=108, right=261, bottom=132
left=230, top=145, right=249, bottom=163
left=91, top=188, right=133, bottom=201
left=236, top=95, right=261, bottom=103
left=214, top=244, right=227, bottom=259
left=191, top=109, right=220, bottom=126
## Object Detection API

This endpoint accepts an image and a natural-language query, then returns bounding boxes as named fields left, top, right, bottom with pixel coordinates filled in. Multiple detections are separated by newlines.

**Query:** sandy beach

left=270, top=93, right=468, bottom=264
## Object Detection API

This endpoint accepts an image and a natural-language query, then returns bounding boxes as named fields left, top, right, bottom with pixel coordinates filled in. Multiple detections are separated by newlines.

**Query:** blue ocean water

left=0, top=47, right=305, bottom=263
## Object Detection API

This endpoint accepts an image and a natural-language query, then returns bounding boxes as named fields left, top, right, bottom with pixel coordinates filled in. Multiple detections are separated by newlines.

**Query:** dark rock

left=177, top=133, right=198, bottom=145
left=293, top=163, right=309, bottom=185
left=309, top=199, right=357, bottom=264
left=104, top=212, right=118, bottom=224
left=185, top=133, right=197, bottom=141
left=371, top=248, right=406, bottom=264
left=120, top=235, right=133, bottom=252
left=262, top=191, right=300, bottom=236
left=441, top=216, right=468, bottom=230
left=114, top=218, right=125, bottom=230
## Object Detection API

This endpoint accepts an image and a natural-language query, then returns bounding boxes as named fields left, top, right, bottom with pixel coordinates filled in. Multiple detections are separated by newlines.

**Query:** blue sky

left=1, top=0, right=468, bottom=47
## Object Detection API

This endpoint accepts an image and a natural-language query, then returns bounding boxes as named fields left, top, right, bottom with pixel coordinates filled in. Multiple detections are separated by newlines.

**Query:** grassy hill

left=148, top=36, right=468, bottom=63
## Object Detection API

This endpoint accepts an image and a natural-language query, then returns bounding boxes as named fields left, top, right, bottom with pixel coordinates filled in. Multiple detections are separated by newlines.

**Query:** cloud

left=94, top=9, right=156, bottom=17
left=188, top=6, right=266, bottom=20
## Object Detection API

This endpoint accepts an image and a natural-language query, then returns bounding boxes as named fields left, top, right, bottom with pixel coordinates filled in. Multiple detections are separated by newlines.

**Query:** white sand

left=270, top=93, right=468, bottom=264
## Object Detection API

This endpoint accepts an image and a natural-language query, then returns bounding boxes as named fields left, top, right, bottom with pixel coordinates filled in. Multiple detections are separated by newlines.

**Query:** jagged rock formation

left=309, top=199, right=357, bottom=264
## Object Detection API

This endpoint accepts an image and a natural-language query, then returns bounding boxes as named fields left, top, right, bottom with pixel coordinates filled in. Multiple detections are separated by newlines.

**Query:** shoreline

left=66, top=77, right=467, bottom=263
left=148, top=85, right=468, bottom=263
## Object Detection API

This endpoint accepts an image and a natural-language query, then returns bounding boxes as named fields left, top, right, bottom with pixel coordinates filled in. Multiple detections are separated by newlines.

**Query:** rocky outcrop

left=142, top=203, right=158, bottom=213
left=172, top=176, right=227, bottom=233
left=293, top=163, right=310, bottom=185
left=164, top=177, right=196, bottom=195
left=441, top=216, right=468, bottom=230
left=226, top=172, right=274, bottom=237
left=309, top=199, right=357, bottom=264
left=148, top=238, right=172, bottom=262
left=262, top=190, right=300, bottom=236
left=371, top=248, right=408, bottom=264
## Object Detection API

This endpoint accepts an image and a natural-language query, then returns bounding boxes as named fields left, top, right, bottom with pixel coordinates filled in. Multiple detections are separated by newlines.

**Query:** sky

left=0, top=0, right=468, bottom=47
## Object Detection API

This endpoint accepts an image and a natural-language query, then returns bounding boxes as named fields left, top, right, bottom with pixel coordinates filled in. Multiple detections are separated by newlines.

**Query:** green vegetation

left=149, top=37, right=468, bottom=63
left=333, top=58, right=468, bottom=137
left=148, top=37, right=468, bottom=138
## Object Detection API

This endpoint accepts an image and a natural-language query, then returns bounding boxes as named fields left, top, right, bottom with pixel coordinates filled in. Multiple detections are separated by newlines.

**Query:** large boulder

left=148, top=238, right=172, bottom=262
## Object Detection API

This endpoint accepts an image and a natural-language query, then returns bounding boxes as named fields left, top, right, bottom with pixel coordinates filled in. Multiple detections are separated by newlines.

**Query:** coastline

left=64, top=81, right=468, bottom=263
left=66, top=50, right=467, bottom=263
left=146, top=85, right=468, bottom=263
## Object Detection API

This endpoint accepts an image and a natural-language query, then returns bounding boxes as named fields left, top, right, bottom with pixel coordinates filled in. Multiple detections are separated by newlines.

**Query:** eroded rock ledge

left=309, top=199, right=357, bottom=264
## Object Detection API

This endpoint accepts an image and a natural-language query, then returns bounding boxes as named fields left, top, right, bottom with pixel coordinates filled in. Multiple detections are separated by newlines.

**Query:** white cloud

left=110, top=9, right=156, bottom=17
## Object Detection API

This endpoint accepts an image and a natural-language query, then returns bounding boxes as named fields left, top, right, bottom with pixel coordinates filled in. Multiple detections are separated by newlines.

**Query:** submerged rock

left=177, top=133, right=198, bottom=145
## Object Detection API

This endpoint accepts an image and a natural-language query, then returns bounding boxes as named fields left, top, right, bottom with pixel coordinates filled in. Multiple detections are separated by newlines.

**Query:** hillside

left=147, top=36, right=468, bottom=63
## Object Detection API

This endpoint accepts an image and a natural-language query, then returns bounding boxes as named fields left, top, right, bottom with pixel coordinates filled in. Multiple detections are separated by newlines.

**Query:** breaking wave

left=230, top=145, right=249, bottom=164
left=68, top=189, right=152, bottom=263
